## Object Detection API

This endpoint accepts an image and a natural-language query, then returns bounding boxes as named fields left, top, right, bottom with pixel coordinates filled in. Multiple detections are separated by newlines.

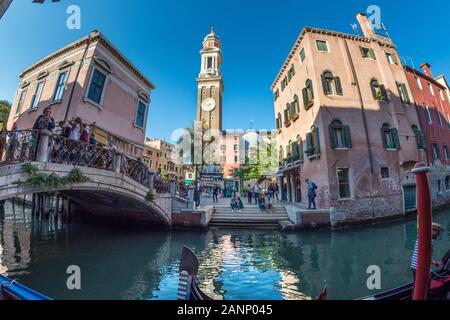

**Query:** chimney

left=420, top=63, right=433, bottom=78
left=356, top=13, right=375, bottom=38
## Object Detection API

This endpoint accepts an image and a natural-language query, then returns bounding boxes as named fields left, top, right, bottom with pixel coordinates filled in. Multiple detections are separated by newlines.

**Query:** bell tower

left=196, top=27, right=223, bottom=132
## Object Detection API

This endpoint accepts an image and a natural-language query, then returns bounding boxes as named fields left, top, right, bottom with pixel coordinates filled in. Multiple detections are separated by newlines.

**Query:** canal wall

left=172, top=206, right=214, bottom=229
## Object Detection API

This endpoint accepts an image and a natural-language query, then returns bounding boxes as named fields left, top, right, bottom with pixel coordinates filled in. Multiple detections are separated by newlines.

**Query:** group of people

left=244, top=184, right=275, bottom=211
left=230, top=193, right=244, bottom=212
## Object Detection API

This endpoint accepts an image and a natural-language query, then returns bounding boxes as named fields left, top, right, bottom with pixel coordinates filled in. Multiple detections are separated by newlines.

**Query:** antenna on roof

left=381, top=23, right=391, bottom=39
left=351, top=23, right=362, bottom=36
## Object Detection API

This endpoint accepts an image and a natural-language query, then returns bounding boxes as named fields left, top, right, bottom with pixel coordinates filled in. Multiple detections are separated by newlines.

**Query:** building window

left=296, top=135, right=304, bottom=161
left=432, top=143, right=440, bottom=160
left=53, top=71, right=68, bottom=101
left=274, top=89, right=280, bottom=102
left=284, top=108, right=289, bottom=126
left=412, top=125, right=426, bottom=150
left=30, top=81, right=44, bottom=110
left=445, top=176, right=450, bottom=190
left=288, top=64, right=295, bottom=81
left=397, top=82, right=410, bottom=104
left=299, top=48, right=306, bottom=62
left=234, top=144, right=238, bottom=151
left=135, top=100, right=147, bottom=128
left=425, top=106, right=432, bottom=124
left=385, top=52, right=397, bottom=65
left=440, top=90, right=445, bottom=101
left=234, top=156, right=238, bottom=163
left=416, top=76, right=423, bottom=90
left=360, top=46, right=376, bottom=60
left=370, top=79, right=388, bottom=101
left=281, top=77, right=288, bottom=91
left=276, top=113, right=282, bottom=130
left=444, top=145, right=449, bottom=161
left=305, top=126, right=321, bottom=158
left=302, top=79, right=315, bottom=110
left=329, top=120, right=352, bottom=149
left=436, top=109, right=443, bottom=127
left=321, top=71, right=342, bottom=96
left=429, top=83, right=435, bottom=96
left=316, top=40, right=329, bottom=52
left=15, top=90, right=27, bottom=115
left=381, top=167, right=390, bottom=179
left=290, top=95, right=299, bottom=119
left=447, top=114, right=450, bottom=128
left=87, top=69, right=107, bottom=105
left=381, top=123, right=400, bottom=150
left=337, top=168, right=351, bottom=199
left=279, top=146, right=284, bottom=162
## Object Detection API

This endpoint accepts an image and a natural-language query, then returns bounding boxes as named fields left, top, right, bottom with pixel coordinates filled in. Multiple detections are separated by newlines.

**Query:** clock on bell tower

left=196, top=27, right=224, bottom=132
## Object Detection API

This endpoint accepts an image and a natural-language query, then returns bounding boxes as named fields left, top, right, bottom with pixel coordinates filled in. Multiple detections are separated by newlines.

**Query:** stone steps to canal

left=209, top=205, right=295, bottom=230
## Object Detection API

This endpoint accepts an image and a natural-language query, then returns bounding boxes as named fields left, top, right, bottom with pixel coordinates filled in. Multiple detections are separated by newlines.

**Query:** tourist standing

left=0, top=127, right=7, bottom=161
left=213, top=185, right=219, bottom=203
left=69, top=117, right=82, bottom=141
left=89, top=133, right=97, bottom=146
left=32, top=107, right=55, bottom=132
left=268, top=183, right=274, bottom=201
left=253, top=184, right=260, bottom=205
left=80, top=124, right=89, bottom=143
left=6, top=123, right=19, bottom=162
left=306, top=179, right=318, bottom=210
left=246, top=184, right=252, bottom=204
left=274, top=183, right=280, bottom=201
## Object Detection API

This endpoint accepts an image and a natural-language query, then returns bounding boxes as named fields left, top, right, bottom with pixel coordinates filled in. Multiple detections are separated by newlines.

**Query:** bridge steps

left=209, top=206, right=294, bottom=230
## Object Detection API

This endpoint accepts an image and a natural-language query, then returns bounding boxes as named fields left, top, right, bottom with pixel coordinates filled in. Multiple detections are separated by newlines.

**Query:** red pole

left=412, top=162, right=432, bottom=301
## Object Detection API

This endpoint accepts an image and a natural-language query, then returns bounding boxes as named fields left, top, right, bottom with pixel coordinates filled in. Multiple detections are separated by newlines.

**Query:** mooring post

left=36, top=130, right=52, bottom=163
left=411, top=162, right=432, bottom=301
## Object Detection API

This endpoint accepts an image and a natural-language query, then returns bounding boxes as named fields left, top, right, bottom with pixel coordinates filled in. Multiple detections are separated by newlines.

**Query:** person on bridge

left=0, top=127, right=7, bottom=161
left=32, top=107, right=55, bottom=132
left=246, top=184, right=252, bottom=204
left=69, top=117, right=82, bottom=141
left=411, top=222, right=444, bottom=282
left=253, top=184, right=260, bottom=205
left=212, top=185, right=219, bottom=203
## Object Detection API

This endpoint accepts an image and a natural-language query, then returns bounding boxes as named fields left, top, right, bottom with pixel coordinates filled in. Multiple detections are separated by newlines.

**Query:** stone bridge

left=0, top=130, right=190, bottom=226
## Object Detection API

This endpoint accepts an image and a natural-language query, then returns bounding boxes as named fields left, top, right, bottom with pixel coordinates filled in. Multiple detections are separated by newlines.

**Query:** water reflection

left=0, top=200, right=449, bottom=300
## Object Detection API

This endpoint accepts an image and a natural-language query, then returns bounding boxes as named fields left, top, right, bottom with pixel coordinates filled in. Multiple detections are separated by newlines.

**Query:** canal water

left=0, top=200, right=449, bottom=300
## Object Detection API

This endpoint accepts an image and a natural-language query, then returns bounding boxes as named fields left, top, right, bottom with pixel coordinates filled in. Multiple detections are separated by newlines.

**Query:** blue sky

left=1, top=0, right=449, bottom=140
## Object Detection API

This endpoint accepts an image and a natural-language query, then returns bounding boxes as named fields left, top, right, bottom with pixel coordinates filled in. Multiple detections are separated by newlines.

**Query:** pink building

left=272, top=13, right=426, bottom=225
left=7, top=30, right=155, bottom=157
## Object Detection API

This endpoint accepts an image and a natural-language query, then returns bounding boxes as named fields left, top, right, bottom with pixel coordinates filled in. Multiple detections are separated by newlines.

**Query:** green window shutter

left=391, top=128, right=401, bottom=150
left=299, top=141, right=304, bottom=160
left=329, top=124, right=337, bottom=149
left=402, top=84, right=410, bottom=103
left=359, top=46, right=365, bottom=58
left=313, top=127, right=321, bottom=155
left=381, top=127, right=388, bottom=149
left=419, top=130, right=426, bottom=150
left=380, top=85, right=388, bottom=102
left=370, top=81, right=377, bottom=99
left=302, top=88, right=308, bottom=107
left=306, top=133, right=313, bottom=156
left=321, top=74, right=330, bottom=95
left=334, top=77, right=343, bottom=96
left=344, top=126, right=352, bottom=148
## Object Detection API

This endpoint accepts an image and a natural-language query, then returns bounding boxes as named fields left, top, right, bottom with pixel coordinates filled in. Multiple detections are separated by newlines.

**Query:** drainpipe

left=343, top=40, right=374, bottom=173
left=412, top=162, right=432, bottom=300
left=63, top=31, right=96, bottom=121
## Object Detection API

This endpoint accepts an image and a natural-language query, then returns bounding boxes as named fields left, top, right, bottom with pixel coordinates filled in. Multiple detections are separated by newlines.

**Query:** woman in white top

left=69, top=117, right=82, bottom=141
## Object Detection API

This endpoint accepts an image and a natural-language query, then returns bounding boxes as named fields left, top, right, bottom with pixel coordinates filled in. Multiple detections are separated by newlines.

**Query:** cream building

left=272, top=13, right=426, bottom=225
left=144, top=138, right=184, bottom=180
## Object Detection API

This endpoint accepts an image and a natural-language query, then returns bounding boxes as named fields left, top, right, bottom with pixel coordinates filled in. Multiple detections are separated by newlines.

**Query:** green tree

left=0, top=100, right=11, bottom=129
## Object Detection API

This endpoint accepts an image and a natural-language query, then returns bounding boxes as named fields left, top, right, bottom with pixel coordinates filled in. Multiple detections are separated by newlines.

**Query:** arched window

left=370, top=78, right=388, bottom=101
left=287, top=140, right=293, bottom=158
left=276, top=113, right=282, bottom=129
left=302, top=79, right=315, bottom=110
left=381, top=123, right=400, bottom=150
left=295, top=135, right=303, bottom=161
left=321, top=71, right=343, bottom=96
left=412, top=125, right=426, bottom=150
left=329, top=119, right=352, bottom=149
left=284, top=107, right=290, bottom=126
left=306, top=126, right=321, bottom=158
left=293, top=95, right=300, bottom=114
